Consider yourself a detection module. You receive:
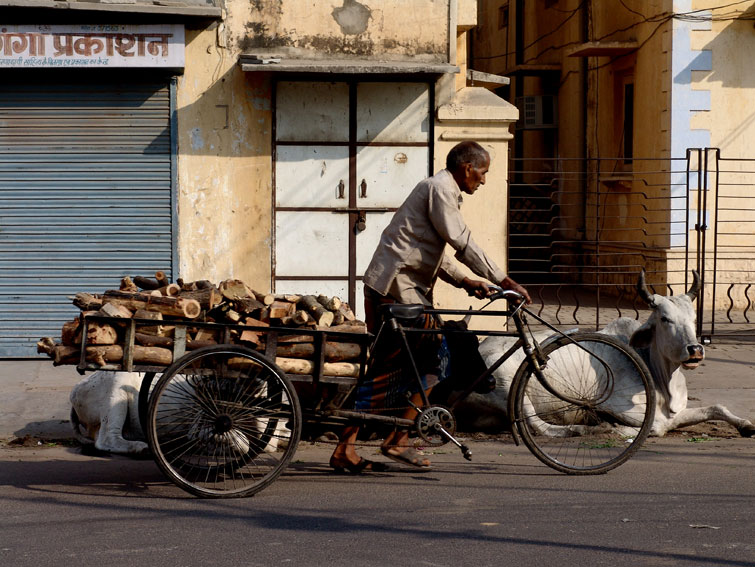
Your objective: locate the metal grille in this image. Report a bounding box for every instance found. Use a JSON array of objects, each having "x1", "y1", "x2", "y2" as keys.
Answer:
[
  {"x1": 0, "y1": 80, "x2": 175, "y2": 357},
  {"x1": 508, "y1": 150, "x2": 755, "y2": 342}
]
